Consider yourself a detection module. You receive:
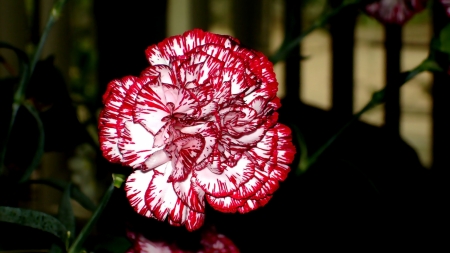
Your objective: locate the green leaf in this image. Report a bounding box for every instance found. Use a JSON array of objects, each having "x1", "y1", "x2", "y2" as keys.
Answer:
[
  {"x1": 269, "y1": 0, "x2": 364, "y2": 64},
  {"x1": 439, "y1": 23, "x2": 450, "y2": 54},
  {"x1": 28, "y1": 178, "x2": 97, "y2": 212},
  {"x1": 113, "y1": 173, "x2": 126, "y2": 188},
  {"x1": 68, "y1": 183, "x2": 115, "y2": 253},
  {"x1": 0, "y1": 42, "x2": 30, "y2": 84},
  {"x1": 58, "y1": 184, "x2": 75, "y2": 248},
  {"x1": 419, "y1": 58, "x2": 443, "y2": 73},
  {"x1": 18, "y1": 101, "x2": 45, "y2": 183},
  {"x1": 0, "y1": 206, "x2": 68, "y2": 244},
  {"x1": 0, "y1": 42, "x2": 30, "y2": 176}
]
